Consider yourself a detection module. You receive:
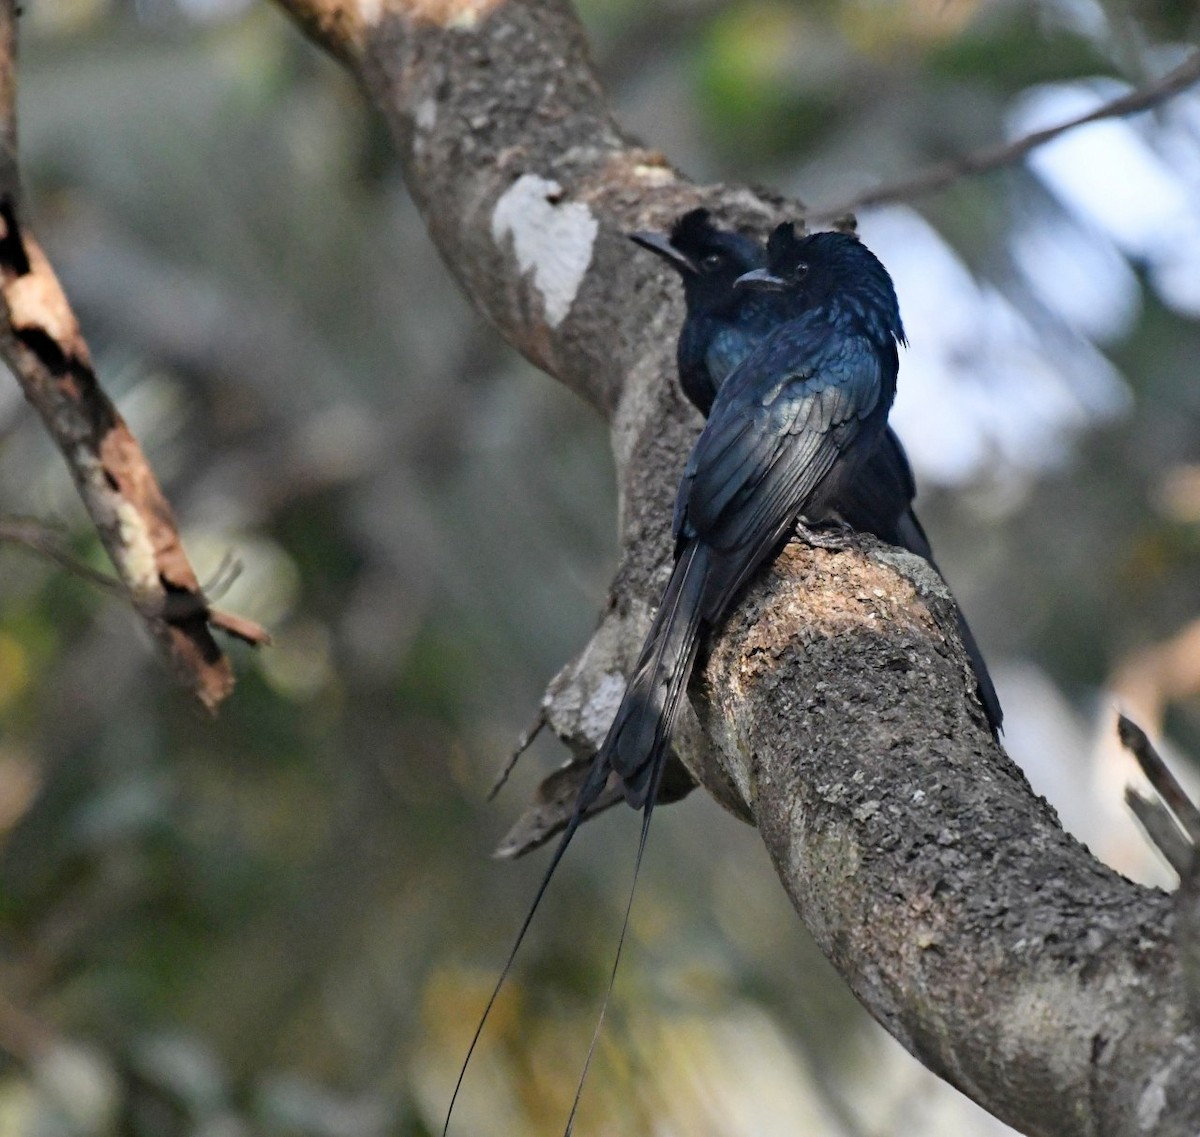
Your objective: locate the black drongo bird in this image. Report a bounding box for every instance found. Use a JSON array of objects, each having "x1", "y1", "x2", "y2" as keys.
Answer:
[
  {"x1": 446, "y1": 223, "x2": 996, "y2": 1137},
  {"x1": 605, "y1": 222, "x2": 905, "y2": 807},
  {"x1": 628, "y1": 208, "x2": 770, "y2": 417},
  {"x1": 445, "y1": 225, "x2": 905, "y2": 1136},
  {"x1": 630, "y1": 210, "x2": 1002, "y2": 736}
]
